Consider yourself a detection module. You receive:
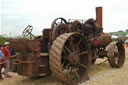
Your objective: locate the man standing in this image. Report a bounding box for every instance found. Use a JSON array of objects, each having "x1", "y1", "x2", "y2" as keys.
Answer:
[{"x1": 4, "y1": 42, "x2": 16, "y2": 56}]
